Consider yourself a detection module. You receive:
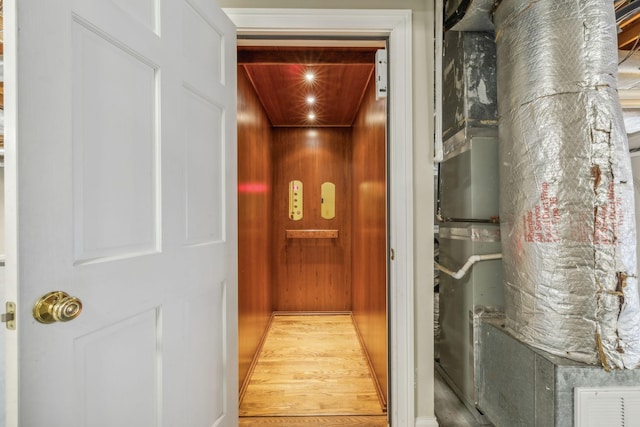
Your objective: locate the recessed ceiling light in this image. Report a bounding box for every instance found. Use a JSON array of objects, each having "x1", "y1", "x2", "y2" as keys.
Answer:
[
  {"x1": 308, "y1": 112, "x2": 316, "y2": 120},
  {"x1": 305, "y1": 72, "x2": 315, "y2": 82},
  {"x1": 306, "y1": 95, "x2": 316, "y2": 104}
]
